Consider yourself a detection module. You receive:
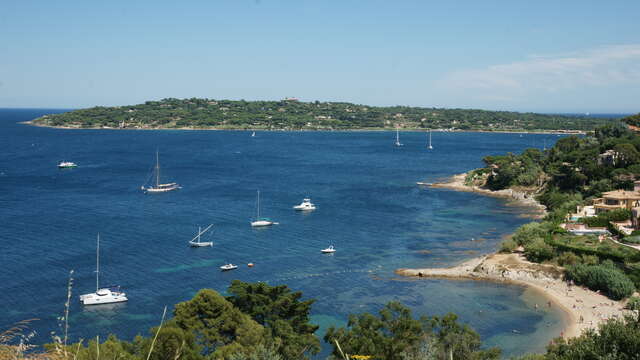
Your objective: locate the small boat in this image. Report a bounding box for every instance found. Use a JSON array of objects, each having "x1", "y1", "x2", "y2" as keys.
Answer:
[
  {"x1": 251, "y1": 131, "x2": 256, "y2": 137},
  {"x1": 427, "y1": 131, "x2": 433, "y2": 150},
  {"x1": 394, "y1": 127, "x2": 403, "y2": 147},
  {"x1": 321, "y1": 245, "x2": 336, "y2": 253},
  {"x1": 141, "y1": 150, "x2": 181, "y2": 193},
  {"x1": 293, "y1": 198, "x2": 316, "y2": 211},
  {"x1": 189, "y1": 224, "x2": 214, "y2": 247},
  {"x1": 416, "y1": 182, "x2": 432, "y2": 186},
  {"x1": 247, "y1": 263, "x2": 254, "y2": 267},
  {"x1": 58, "y1": 161, "x2": 78, "y2": 168},
  {"x1": 220, "y1": 263, "x2": 238, "y2": 271},
  {"x1": 79, "y1": 234, "x2": 128, "y2": 305},
  {"x1": 251, "y1": 190, "x2": 276, "y2": 227}
]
